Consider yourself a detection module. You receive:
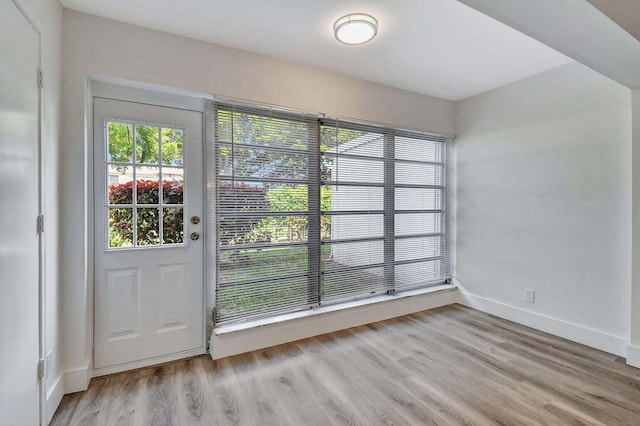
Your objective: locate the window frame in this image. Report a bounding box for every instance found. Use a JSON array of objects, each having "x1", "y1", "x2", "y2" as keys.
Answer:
[{"x1": 213, "y1": 102, "x2": 451, "y2": 325}]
